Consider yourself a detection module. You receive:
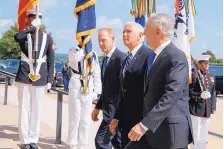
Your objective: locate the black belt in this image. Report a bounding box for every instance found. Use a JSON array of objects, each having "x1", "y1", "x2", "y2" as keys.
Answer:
[{"x1": 70, "y1": 67, "x2": 81, "y2": 75}]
